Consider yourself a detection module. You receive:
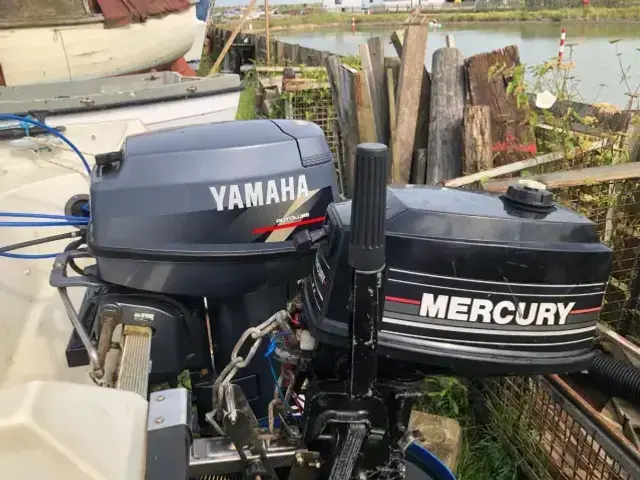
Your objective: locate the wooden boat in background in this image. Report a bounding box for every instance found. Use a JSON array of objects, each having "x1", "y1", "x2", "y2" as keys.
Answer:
[{"x1": 0, "y1": 0, "x2": 201, "y2": 86}]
